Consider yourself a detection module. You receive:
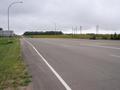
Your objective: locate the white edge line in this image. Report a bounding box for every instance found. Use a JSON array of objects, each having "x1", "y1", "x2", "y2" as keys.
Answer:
[{"x1": 23, "y1": 38, "x2": 72, "y2": 90}]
